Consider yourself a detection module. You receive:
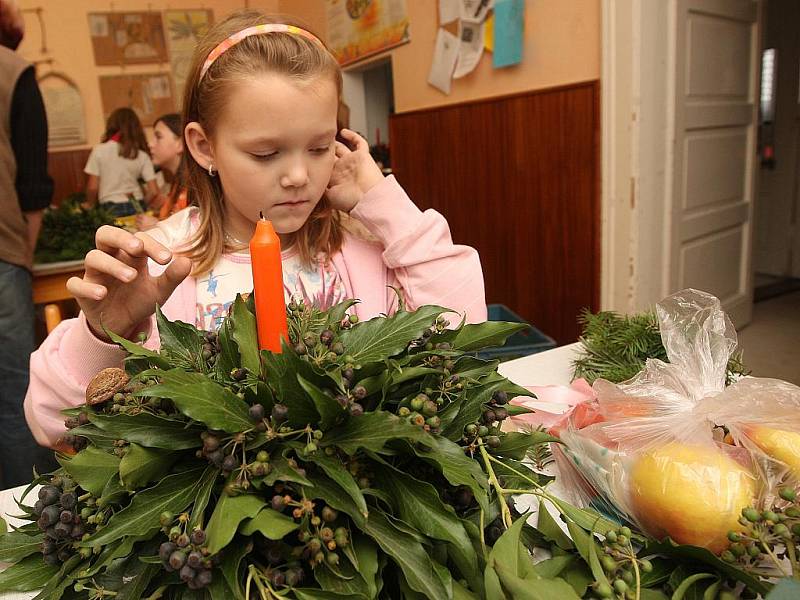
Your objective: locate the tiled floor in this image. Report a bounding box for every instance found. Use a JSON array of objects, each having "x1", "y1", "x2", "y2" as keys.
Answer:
[{"x1": 737, "y1": 291, "x2": 800, "y2": 385}]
